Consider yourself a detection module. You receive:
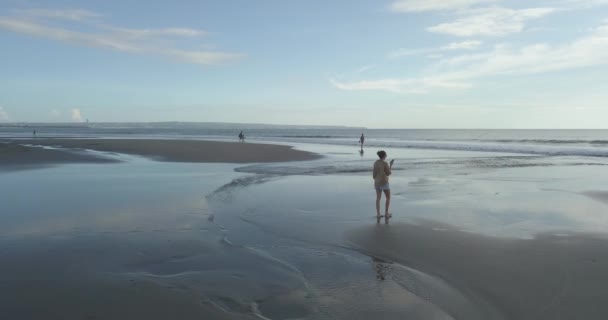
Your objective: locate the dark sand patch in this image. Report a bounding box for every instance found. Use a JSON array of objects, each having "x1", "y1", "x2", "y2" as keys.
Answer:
[
  {"x1": 347, "y1": 221, "x2": 608, "y2": 320},
  {"x1": 4, "y1": 138, "x2": 321, "y2": 163},
  {"x1": 583, "y1": 191, "x2": 608, "y2": 205}
]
